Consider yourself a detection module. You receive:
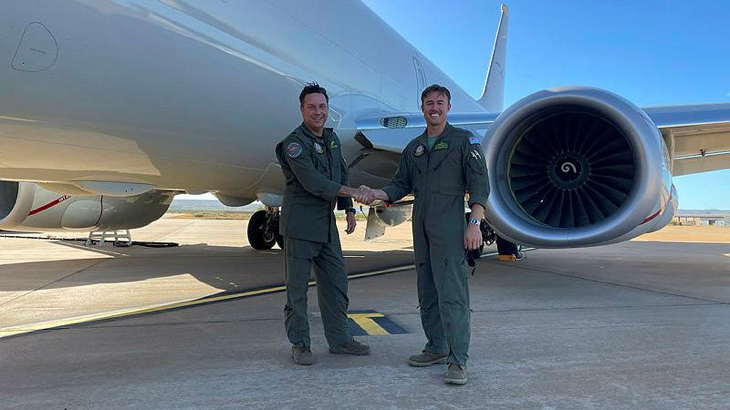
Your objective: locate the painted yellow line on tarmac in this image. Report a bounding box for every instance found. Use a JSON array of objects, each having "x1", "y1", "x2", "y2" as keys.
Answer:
[
  {"x1": 0, "y1": 249, "x2": 527, "y2": 339},
  {"x1": 0, "y1": 115, "x2": 39, "y2": 123},
  {"x1": 0, "y1": 265, "x2": 416, "y2": 339},
  {"x1": 0, "y1": 286, "x2": 284, "y2": 339},
  {"x1": 348, "y1": 312, "x2": 388, "y2": 336}
]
